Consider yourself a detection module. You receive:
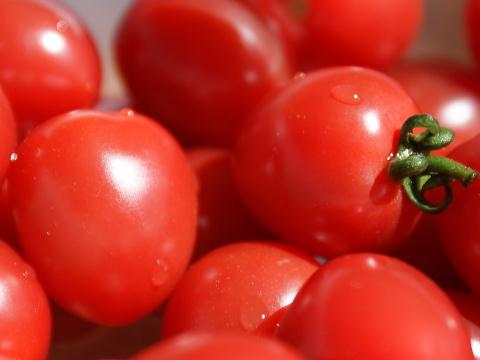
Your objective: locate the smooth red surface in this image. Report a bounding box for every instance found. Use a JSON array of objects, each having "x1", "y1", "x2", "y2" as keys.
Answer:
[
  {"x1": 302, "y1": 0, "x2": 423, "y2": 69},
  {"x1": 187, "y1": 148, "x2": 265, "y2": 258},
  {"x1": 437, "y1": 135, "x2": 480, "y2": 296},
  {"x1": 467, "y1": 0, "x2": 480, "y2": 65},
  {"x1": 9, "y1": 109, "x2": 198, "y2": 326},
  {"x1": 0, "y1": 241, "x2": 51, "y2": 360},
  {"x1": 162, "y1": 242, "x2": 318, "y2": 336},
  {"x1": 0, "y1": 88, "x2": 17, "y2": 181},
  {"x1": 277, "y1": 254, "x2": 474, "y2": 360},
  {"x1": 0, "y1": 0, "x2": 101, "y2": 138},
  {"x1": 130, "y1": 333, "x2": 305, "y2": 360},
  {"x1": 233, "y1": 67, "x2": 420, "y2": 257},
  {"x1": 388, "y1": 61, "x2": 480, "y2": 155},
  {"x1": 116, "y1": 0, "x2": 292, "y2": 147},
  {"x1": 0, "y1": 179, "x2": 18, "y2": 247}
]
